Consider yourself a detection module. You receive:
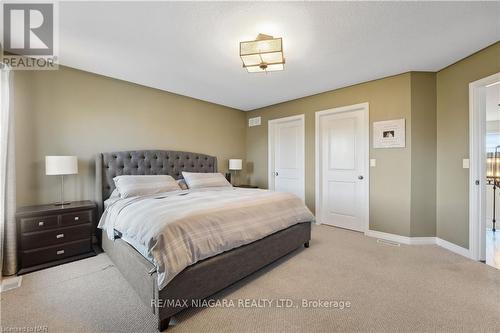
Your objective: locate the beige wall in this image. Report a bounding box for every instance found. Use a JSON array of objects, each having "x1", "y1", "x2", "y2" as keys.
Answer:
[
  {"x1": 14, "y1": 66, "x2": 247, "y2": 206},
  {"x1": 410, "y1": 73, "x2": 437, "y2": 237},
  {"x1": 436, "y1": 42, "x2": 500, "y2": 248},
  {"x1": 14, "y1": 70, "x2": 36, "y2": 207},
  {"x1": 13, "y1": 42, "x2": 498, "y2": 248},
  {"x1": 246, "y1": 42, "x2": 499, "y2": 242},
  {"x1": 246, "y1": 73, "x2": 414, "y2": 236}
]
